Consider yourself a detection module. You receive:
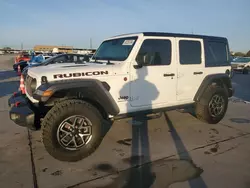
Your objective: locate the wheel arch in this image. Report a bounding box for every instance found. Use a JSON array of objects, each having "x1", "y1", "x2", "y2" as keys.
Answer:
[
  {"x1": 34, "y1": 79, "x2": 120, "y2": 118},
  {"x1": 194, "y1": 73, "x2": 233, "y2": 102}
]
